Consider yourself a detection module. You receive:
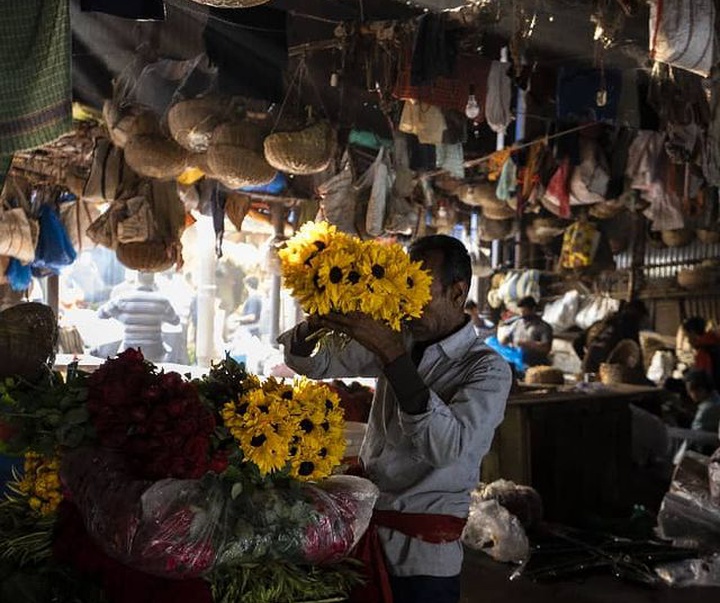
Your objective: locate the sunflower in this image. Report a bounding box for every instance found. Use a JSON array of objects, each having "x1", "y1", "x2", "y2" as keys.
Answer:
[{"x1": 315, "y1": 241, "x2": 362, "y2": 315}]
